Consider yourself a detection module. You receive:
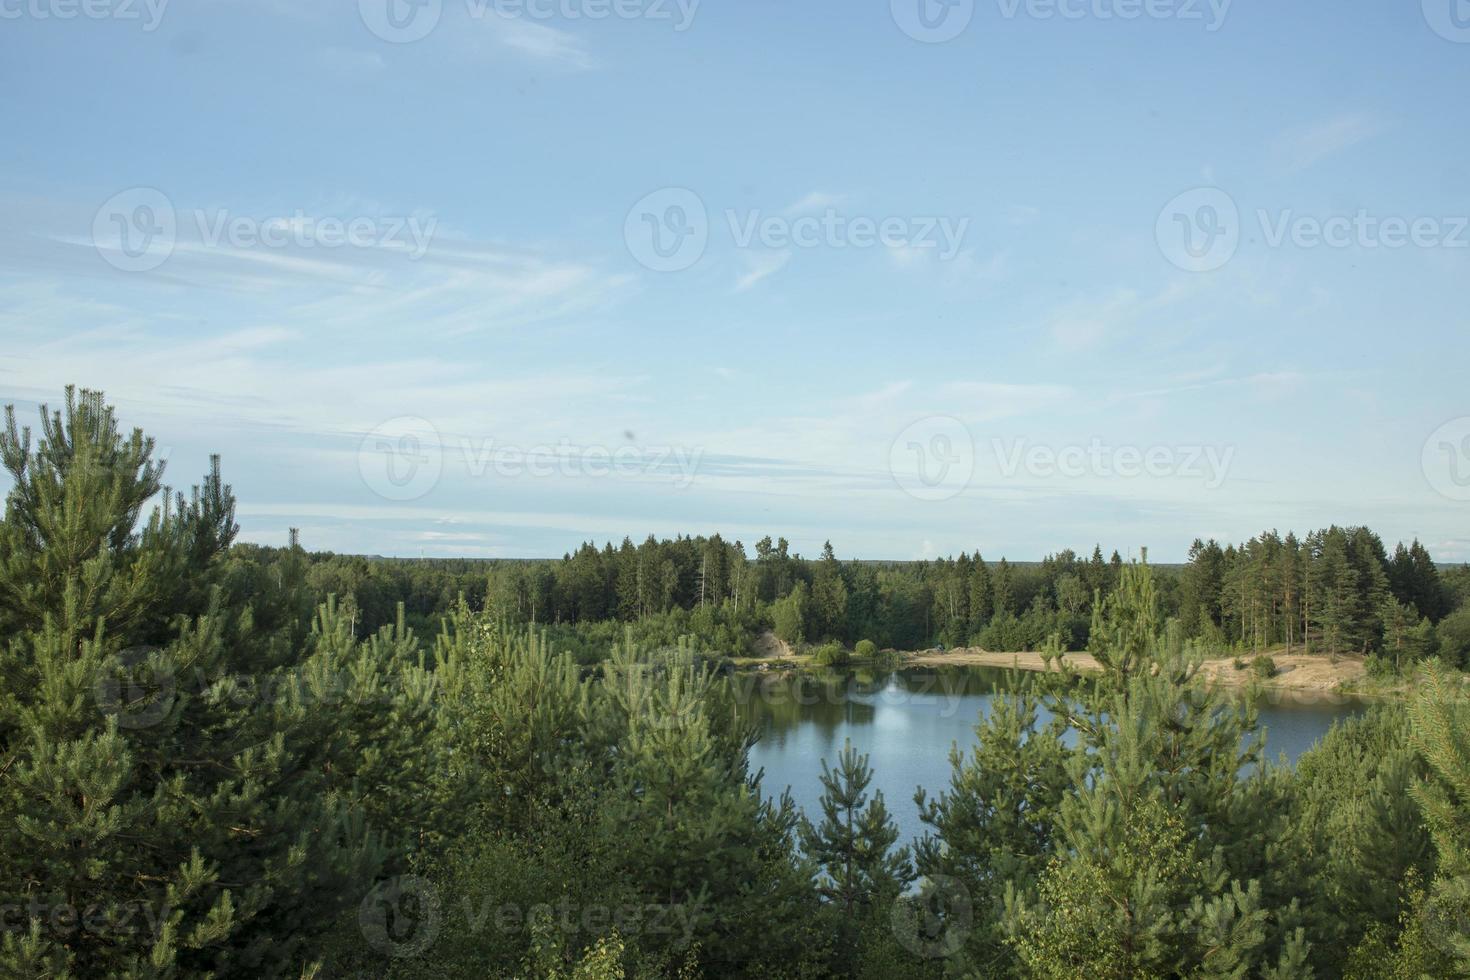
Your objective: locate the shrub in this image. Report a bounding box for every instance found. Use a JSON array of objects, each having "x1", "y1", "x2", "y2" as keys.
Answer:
[
  {"x1": 1436, "y1": 606, "x2": 1470, "y2": 670},
  {"x1": 1365, "y1": 653, "x2": 1398, "y2": 680},
  {"x1": 812, "y1": 642, "x2": 850, "y2": 667},
  {"x1": 855, "y1": 639, "x2": 878, "y2": 659},
  {"x1": 1233, "y1": 657, "x2": 1247, "y2": 671},
  {"x1": 1251, "y1": 655, "x2": 1277, "y2": 679}
]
